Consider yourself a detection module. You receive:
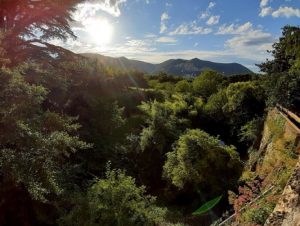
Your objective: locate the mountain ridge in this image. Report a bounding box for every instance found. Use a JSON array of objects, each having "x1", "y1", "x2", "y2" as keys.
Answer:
[{"x1": 82, "y1": 53, "x2": 253, "y2": 76}]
